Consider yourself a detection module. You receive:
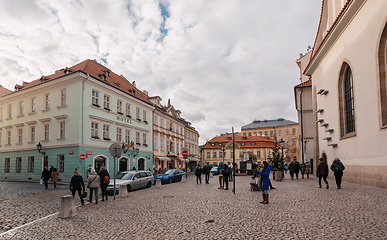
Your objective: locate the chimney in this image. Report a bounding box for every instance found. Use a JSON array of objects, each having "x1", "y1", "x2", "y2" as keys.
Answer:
[
  {"x1": 168, "y1": 99, "x2": 171, "y2": 107},
  {"x1": 143, "y1": 90, "x2": 149, "y2": 96},
  {"x1": 132, "y1": 81, "x2": 136, "y2": 88}
]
